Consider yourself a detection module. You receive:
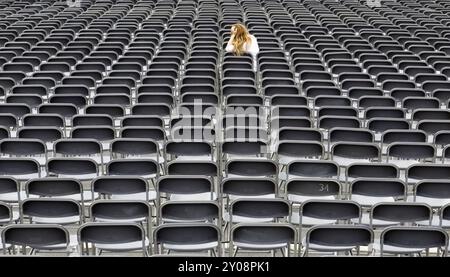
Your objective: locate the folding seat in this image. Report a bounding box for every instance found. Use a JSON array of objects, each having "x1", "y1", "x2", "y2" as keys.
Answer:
[
  {"x1": 5, "y1": 93, "x2": 43, "y2": 110},
  {"x1": 338, "y1": 73, "x2": 371, "y2": 84},
  {"x1": 299, "y1": 71, "x2": 331, "y2": 81},
  {"x1": 358, "y1": 96, "x2": 396, "y2": 110},
  {"x1": 167, "y1": 160, "x2": 218, "y2": 179},
  {"x1": 78, "y1": 222, "x2": 149, "y2": 256},
  {"x1": 17, "y1": 126, "x2": 63, "y2": 149},
  {"x1": 89, "y1": 199, "x2": 152, "y2": 236},
  {"x1": 301, "y1": 79, "x2": 336, "y2": 91},
  {"x1": 347, "y1": 87, "x2": 383, "y2": 100},
  {"x1": 405, "y1": 66, "x2": 436, "y2": 77},
  {"x1": 418, "y1": 119, "x2": 450, "y2": 138},
  {"x1": 95, "y1": 44, "x2": 124, "y2": 57},
  {"x1": 71, "y1": 70, "x2": 103, "y2": 83},
  {"x1": 154, "y1": 223, "x2": 221, "y2": 256},
  {"x1": 386, "y1": 142, "x2": 436, "y2": 170},
  {"x1": 171, "y1": 123, "x2": 216, "y2": 142},
  {"x1": 276, "y1": 140, "x2": 324, "y2": 166},
  {"x1": 67, "y1": 111, "x2": 112, "y2": 128},
  {"x1": 85, "y1": 104, "x2": 125, "y2": 119},
  {"x1": 106, "y1": 159, "x2": 159, "y2": 180},
  {"x1": 0, "y1": 139, "x2": 47, "y2": 166},
  {"x1": 120, "y1": 125, "x2": 165, "y2": 142},
  {"x1": 221, "y1": 76, "x2": 255, "y2": 86},
  {"x1": 341, "y1": 79, "x2": 377, "y2": 90},
  {"x1": 277, "y1": 126, "x2": 322, "y2": 144},
  {"x1": 319, "y1": 116, "x2": 360, "y2": 131},
  {"x1": 182, "y1": 76, "x2": 216, "y2": 91},
  {"x1": 329, "y1": 126, "x2": 372, "y2": 148},
  {"x1": 61, "y1": 76, "x2": 96, "y2": 88},
  {"x1": 375, "y1": 72, "x2": 409, "y2": 84},
  {"x1": 260, "y1": 62, "x2": 290, "y2": 72},
  {"x1": 160, "y1": 200, "x2": 219, "y2": 225},
  {"x1": 331, "y1": 65, "x2": 363, "y2": 77},
  {"x1": 165, "y1": 141, "x2": 213, "y2": 163},
  {"x1": 189, "y1": 56, "x2": 217, "y2": 66},
  {"x1": 315, "y1": 104, "x2": 358, "y2": 118},
  {"x1": 379, "y1": 226, "x2": 448, "y2": 257},
  {"x1": 398, "y1": 60, "x2": 430, "y2": 72},
  {"x1": 295, "y1": 199, "x2": 361, "y2": 236},
  {"x1": 38, "y1": 103, "x2": 78, "y2": 121},
  {"x1": 367, "y1": 65, "x2": 399, "y2": 77},
  {"x1": 349, "y1": 177, "x2": 407, "y2": 207},
  {"x1": 0, "y1": 157, "x2": 41, "y2": 181},
  {"x1": 0, "y1": 71, "x2": 27, "y2": 87},
  {"x1": 367, "y1": 201, "x2": 433, "y2": 229},
  {"x1": 410, "y1": 179, "x2": 450, "y2": 213},
  {"x1": 420, "y1": 81, "x2": 450, "y2": 99},
  {"x1": 94, "y1": 93, "x2": 131, "y2": 106},
  {"x1": 20, "y1": 198, "x2": 82, "y2": 226},
  {"x1": 83, "y1": 56, "x2": 113, "y2": 69},
  {"x1": 331, "y1": 142, "x2": 380, "y2": 168},
  {"x1": 270, "y1": 95, "x2": 306, "y2": 107},
  {"x1": 111, "y1": 61, "x2": 143, "y2": 73},
  {"x1": 157, "y1": 175, "x2": 215, "y2": 205},
  {"x1": 89, "y1": 50, "x2": 119, "y2": 62},
  {"x1": 305, "y1": 87, "x2": 341, "y2": 98},
  {"x1": 286, "y1": 160, "x2": 339, "y2": 181},
  {"x1": 347, "y1": 163, "x2": 399, "y2": 184},
  {"x1": 412, "y1": 109, "x2": 450, "y2": 123},
  {"x1": 304, "y1": 225, "x2": 373, "y2": 257},
  {"x1": 11, "y1": 56, "x2": 41, "y2": 67},
  {"x1": 272, "y1": 105, "x2": 310, "y2": 118},
  {"x1": 22, "y1": 113, "x2": 65, "y2": 130},
  {"x1": 39, "y1": 62, "x2": 71, "y2": 73},
  {"x1": 170, "y1": 115, "x2": 212, "y2": 129},
  {"x1": 2, "y1": 224, "x2": 71, "y2": 255},
  {"x1": 137, "y1": 84, "x2": 172, "y2": 96},
  {"x1": 185, "y1": 62, "x2": 216, "y2": 72},
  {"x1": 221, "y1": 85, "x2": 256, "y2": 97},
  {"x1": 184, "y1": 69, "x2": 217, "y2": 80},
  {"x1": 2, "y1": 62, "x2": 34, "y2": 74},
  {"x1": 367, "y1": 117, "x2": 410, "y2": 137},
  {"x1": 226, "y1": 94, "x2": 263, "y2": 107},
  {"x1": 222, "y1": 69, "x2": 255, "y2": 81},
  {"x1": 262, "y1": 70, "x2": 294, "y2": 81},
  {"x1": 53, "y1": 137, "x2": 104, "y2": 165},
  {"x1": 389, "y1": 88, "x2": 426, "y2": 103},
  {"x1": 229, "y1": 214, "x2": 295, "y2": 256},
  {"x1": 50, "y1": 91, "x2": 87, "y2": 106},
  {"x1": 407, "y1": 164, "x2": 450, "y2": 185},
  {"x1": 415, "y1": 74, "x2": 448, "y2": 85},
  {"x1": 94, "y1": 172, "x2": 156, "y2": 202},
  {"x1": 365, "y1": 107, "x2": 405, "y2": 120},
  {"x1": 403, "y1": 97, "x2": 440, "y2": 111},
  {"x1": 137, "y1": 93, "x2": 175, "y2": 106},
  {"x1": 52, "y1": 85, "x2": 89, "y2": 98},
  {"x1": 56, "y1": 50, "x2": 84, "y2": 62}
]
